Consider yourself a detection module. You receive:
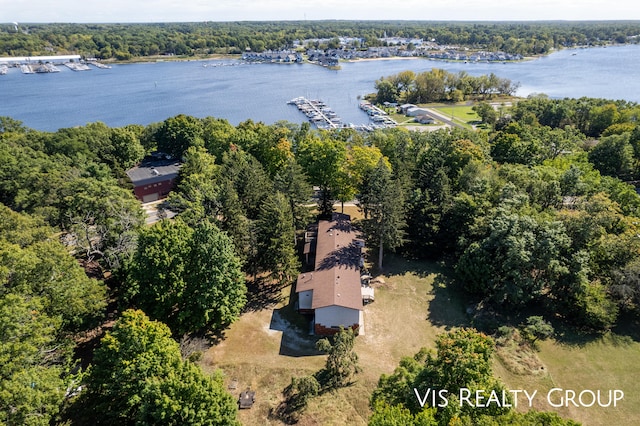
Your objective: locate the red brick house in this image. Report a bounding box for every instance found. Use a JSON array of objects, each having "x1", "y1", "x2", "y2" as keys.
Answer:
[
  {"x1": 126, "y1": 155, "x2": 181, "y2": 203},
  {"x1": 296, "y1": 213, "x2": 371, "y2": 335}
]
